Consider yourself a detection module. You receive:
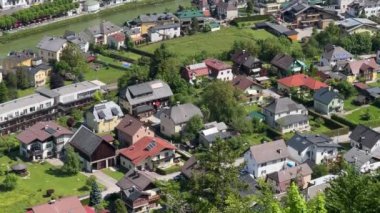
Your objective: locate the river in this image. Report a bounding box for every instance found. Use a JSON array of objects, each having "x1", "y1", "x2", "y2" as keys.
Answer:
[{"x1": 0, "y1": 0, "x2": 189, "y2": 56}]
